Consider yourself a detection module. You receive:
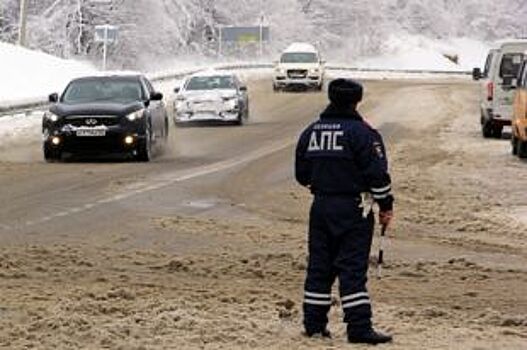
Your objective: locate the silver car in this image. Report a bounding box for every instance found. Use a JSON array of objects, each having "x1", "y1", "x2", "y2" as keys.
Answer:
[{"x1": 174, "y1": 72, "x2": 249, "y2": 126}]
